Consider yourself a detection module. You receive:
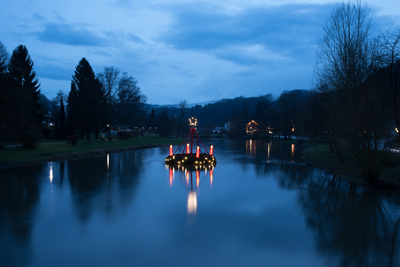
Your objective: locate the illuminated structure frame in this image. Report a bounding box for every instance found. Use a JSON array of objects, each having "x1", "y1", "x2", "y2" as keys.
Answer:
[{"x1": 165, "y1": 117, "x2": 216, "y2": 167}]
